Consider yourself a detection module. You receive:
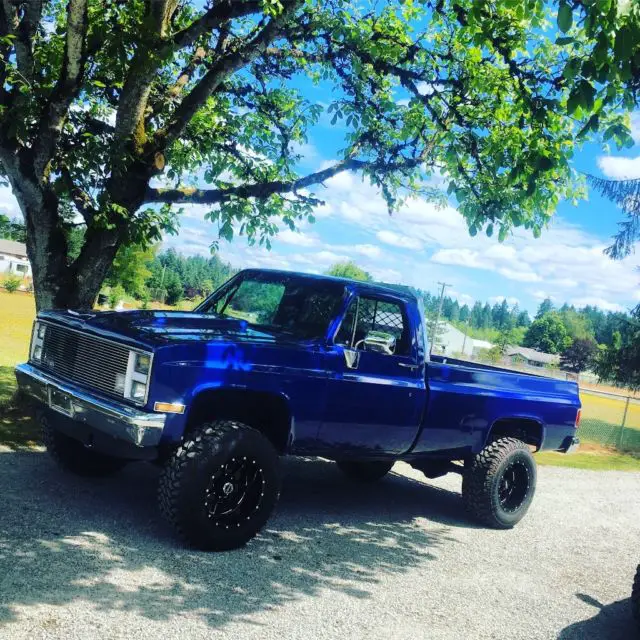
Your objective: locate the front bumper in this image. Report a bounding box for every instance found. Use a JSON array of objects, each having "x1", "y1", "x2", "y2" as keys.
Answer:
[{"x1": 15, "y1": 363, "x2": 166, "y2": 448}]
